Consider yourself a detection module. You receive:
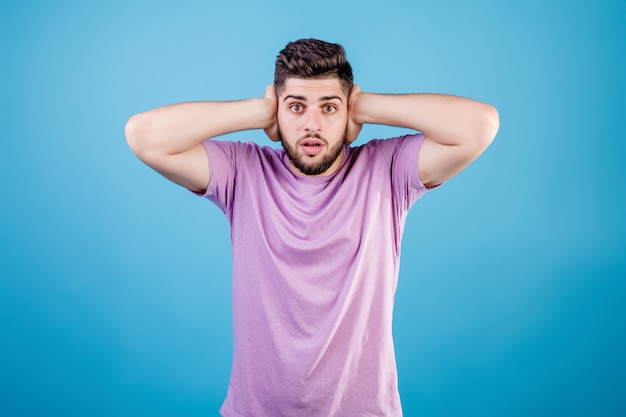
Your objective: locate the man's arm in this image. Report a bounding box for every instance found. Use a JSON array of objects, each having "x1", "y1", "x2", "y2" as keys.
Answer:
[
  {"x1": 349, "y1": 88, "x2": 499, "y2": 188},
  {"x1": 125, "y1": 88, "x2": 277, "y2": 193}
]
